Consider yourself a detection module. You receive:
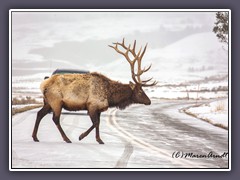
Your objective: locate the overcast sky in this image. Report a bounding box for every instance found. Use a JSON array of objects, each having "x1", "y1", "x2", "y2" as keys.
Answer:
[{"x1": 11, "y1": 10, "x2": 218, "y2": 76}]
